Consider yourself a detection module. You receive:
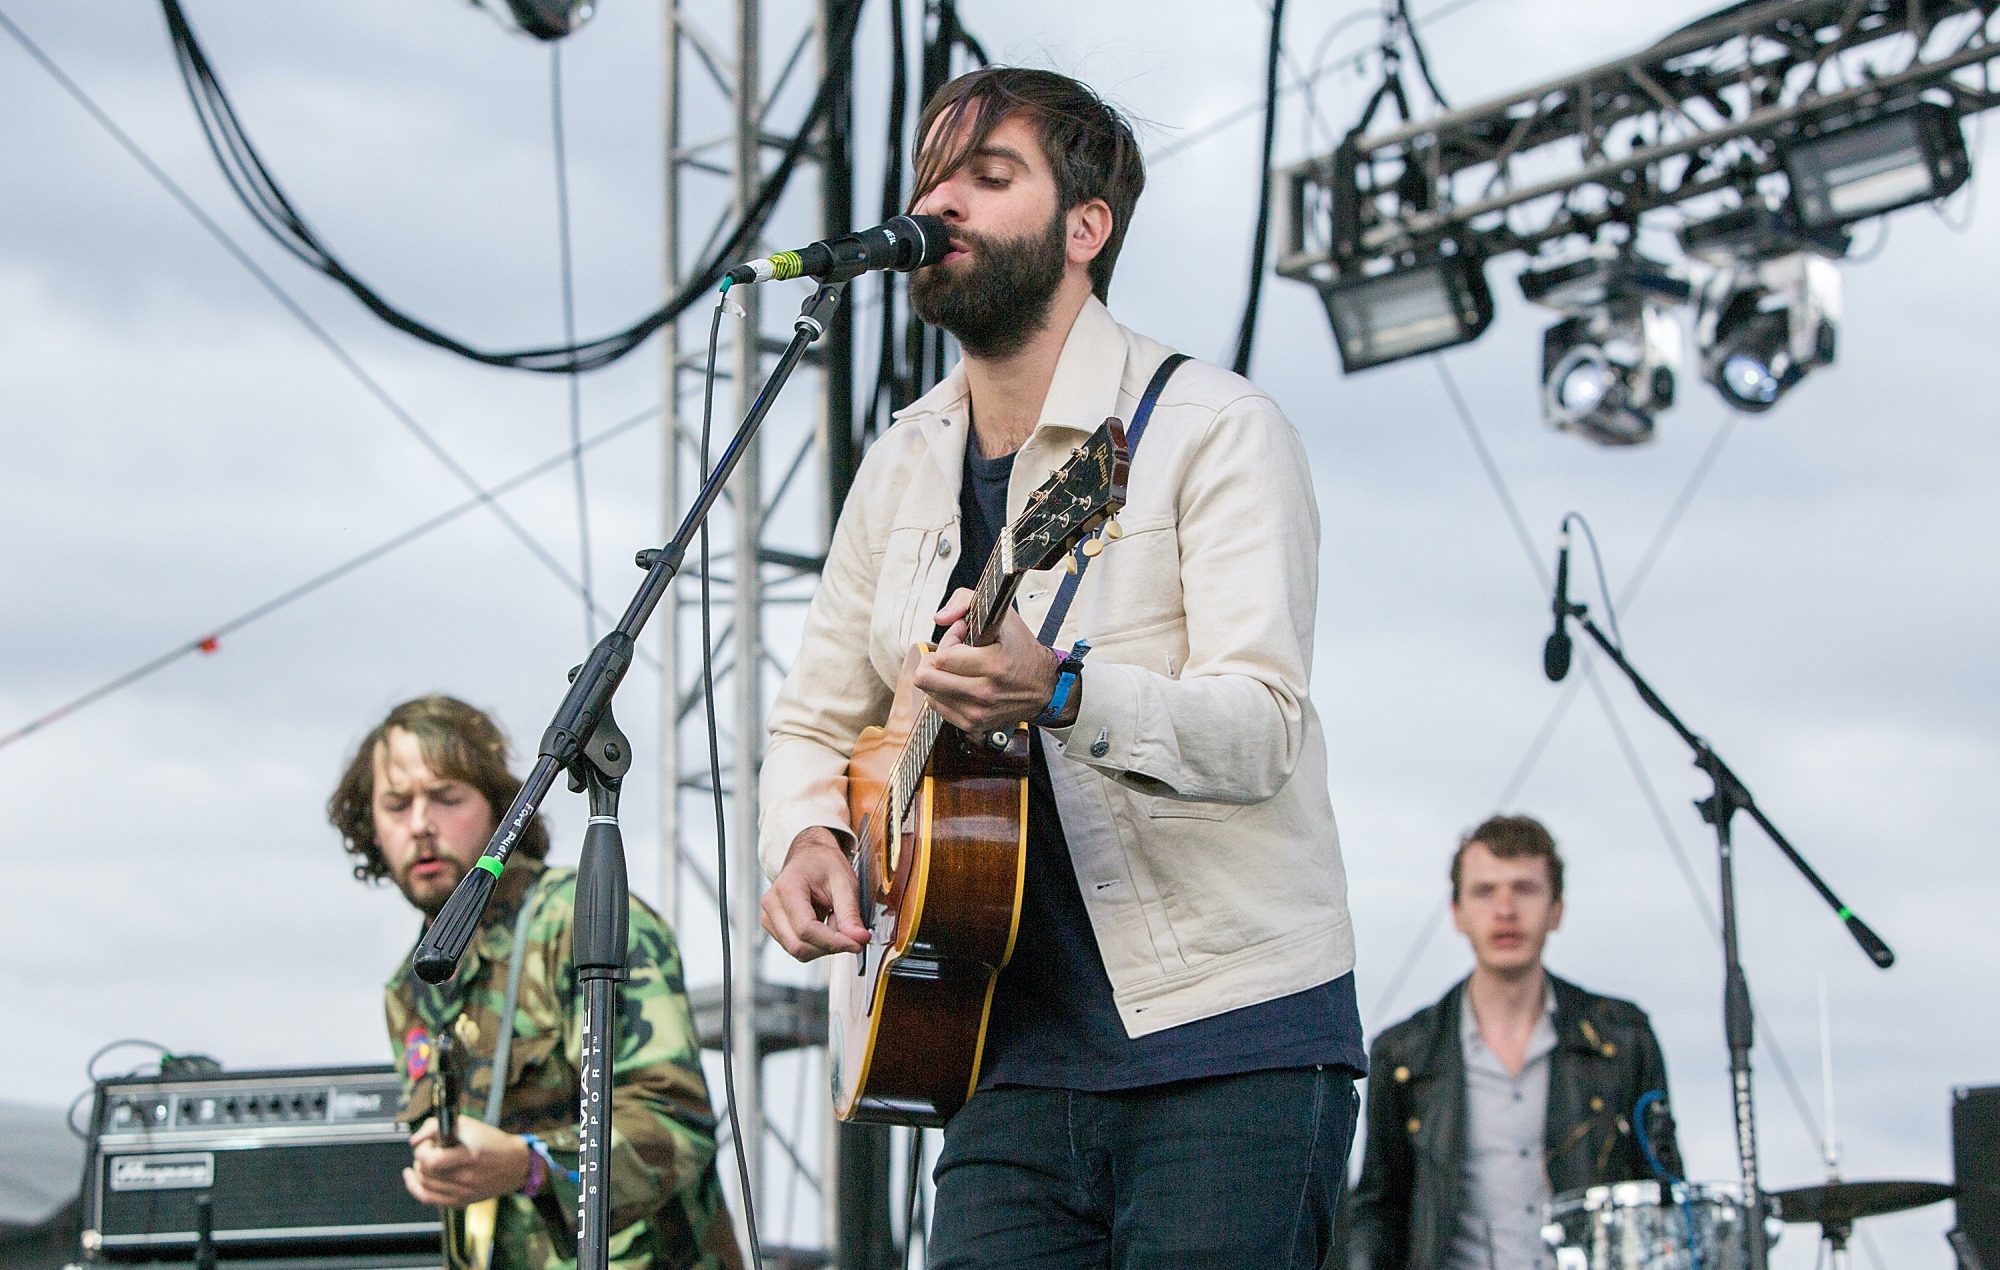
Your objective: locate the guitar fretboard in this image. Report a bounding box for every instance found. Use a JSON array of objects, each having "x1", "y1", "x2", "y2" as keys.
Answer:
[{"x1": 881, "y1": 533, "x2": 1020, "y2": 841}]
